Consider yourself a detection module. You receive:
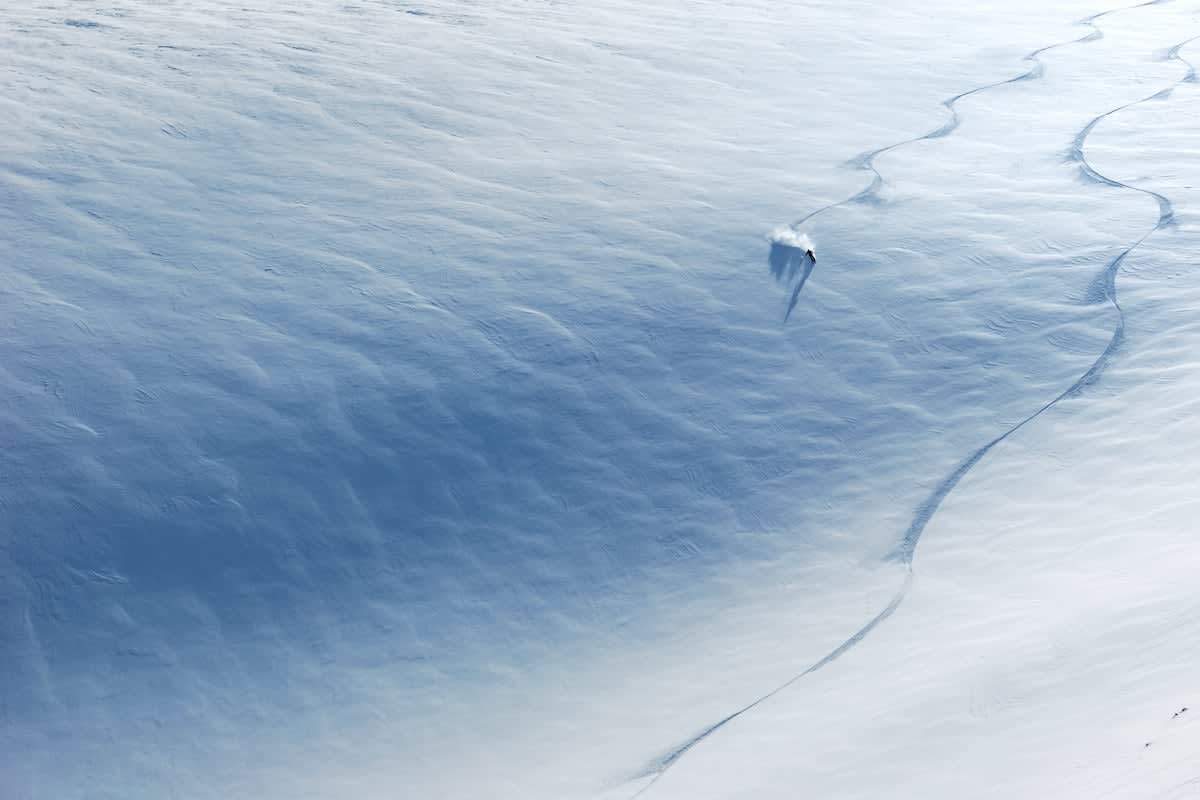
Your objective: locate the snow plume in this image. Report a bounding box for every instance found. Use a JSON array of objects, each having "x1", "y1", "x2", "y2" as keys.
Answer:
[{"x1": 769, "y1": 227, "x2": 814, "y2": 253}]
